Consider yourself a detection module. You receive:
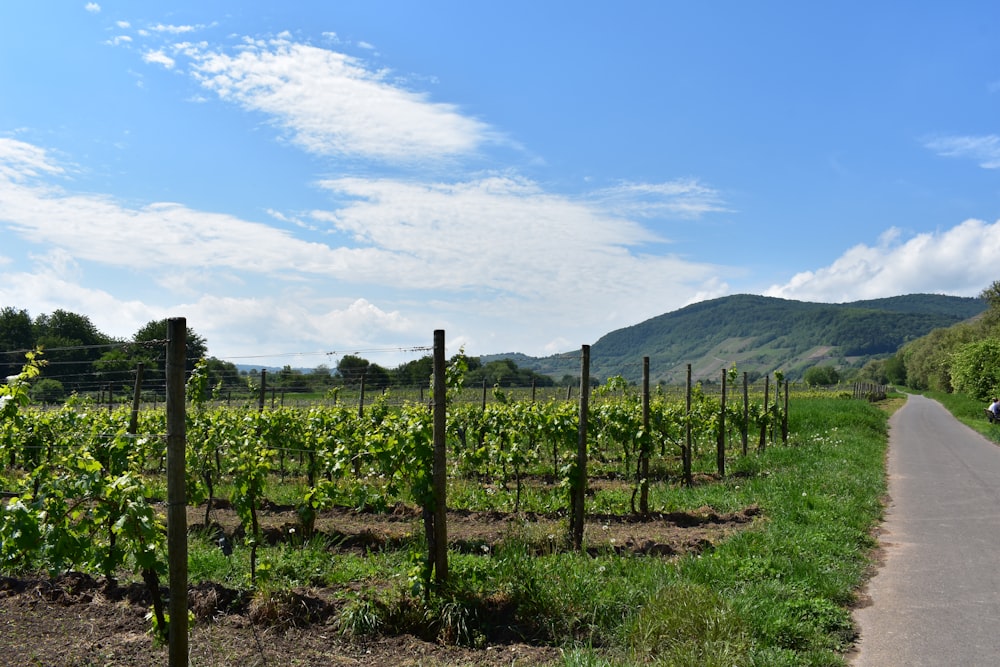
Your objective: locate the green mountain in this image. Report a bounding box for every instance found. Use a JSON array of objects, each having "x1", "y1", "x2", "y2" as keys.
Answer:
[{"x1": 488, "y1": 294, "x2": 986, "y2": 385}]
